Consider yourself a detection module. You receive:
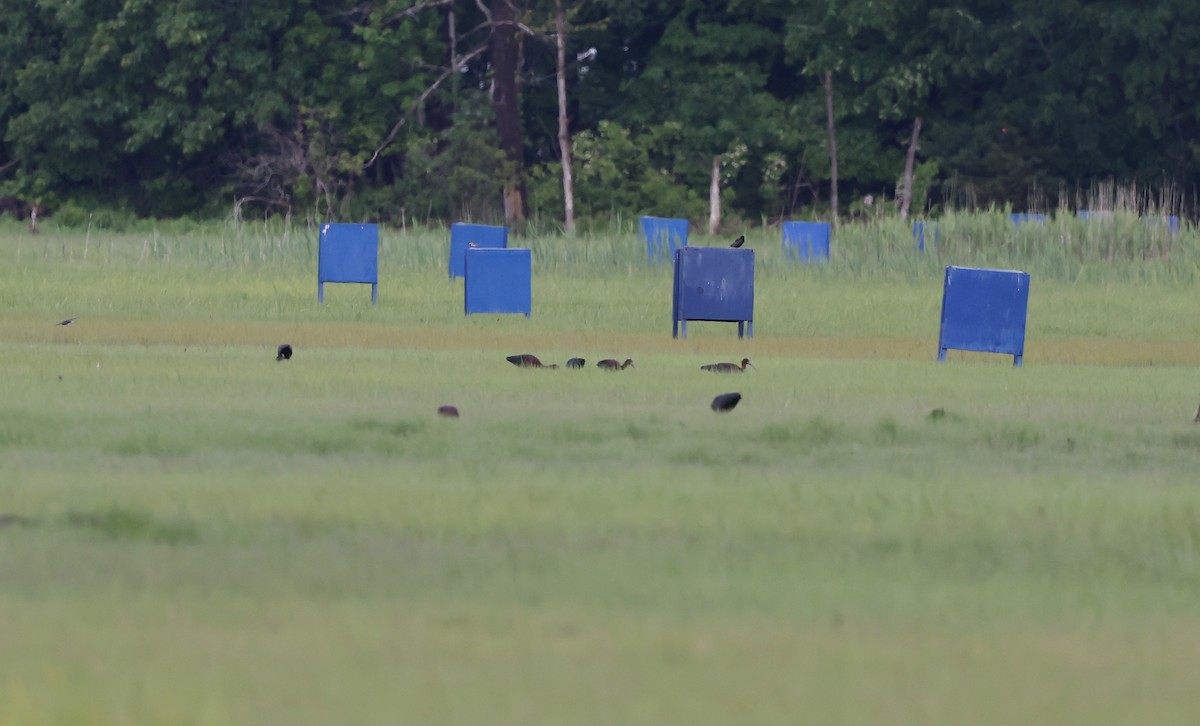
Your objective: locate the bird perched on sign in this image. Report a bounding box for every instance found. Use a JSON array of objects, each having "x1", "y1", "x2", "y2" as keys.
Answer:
[
  {"x1": 276, "y1": 344, "x2": 293, "y2": 361},
  {"x1": 711, "y1": 392, "x2": 742, "y2": 412},
  {"x1": 730, "y1": 235, "x2": 745, "y2": 248},
  {"x1": 701, "y1": 358, "x2": 754, "y2": 373}
]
